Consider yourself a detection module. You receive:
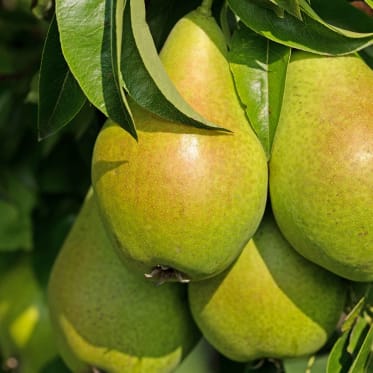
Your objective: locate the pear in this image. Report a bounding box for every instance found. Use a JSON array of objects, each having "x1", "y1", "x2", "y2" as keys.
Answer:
[
  {"x1": 47, "y1": 190, "x2": 200, "y2": 373},
  {"x1": 91, "y1": 7, "x2": 268, "y2": 282},
  {"x1": 269, "y1": 52, "x2": 373, "y2": 281},
  {"x1": 0, "y1": 255, "x2": 57, "y2": 373},
  {"x1": 188, "y1": 210, "x2": 346, "y2": 362}
]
